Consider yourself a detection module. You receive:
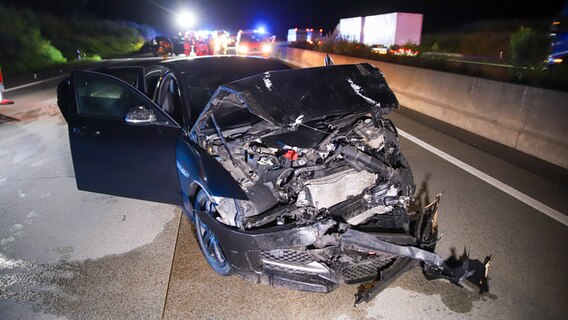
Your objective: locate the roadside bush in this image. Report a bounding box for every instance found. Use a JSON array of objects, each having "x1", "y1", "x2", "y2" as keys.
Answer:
[
  {"x1": 39, "y1": 14, "x2": 144, "y2": 59},
  {"x1": 312, "y1": 36, "x2": 373, "y2": 59},
  {"x1": 509, "y1": 26, "x2": 549, "y2": 68},
  {"x1": 421, "y1": 19, "x2": 550, "y2": 62},
  {"x1": 305, "y1": 36, "x2": 445, "y2": 70},
  {"x1": 39, "y1": 35, "x2": 68, "y2": 64},
  {"x1": 510, "y1": 64, "x2": 568, "y2": 91},
  {"x1": 0, "y1": 6, "x2": 67, "y2": 74},
  {"x1": 0, "y1": 4, "x2": 144, "y2": 76},
  {"x1": 317, "y1": 36, "x2": 335, "y2": 53},
  {"x1": 286, "y1": 41, "x2": 319, "y2": 50},
  {"x1": 283, "y1": 33, "x2": 566, "y2": 91},
  {"x1": 334, "y1": 38, "x2": 373, "y2": 59}
]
